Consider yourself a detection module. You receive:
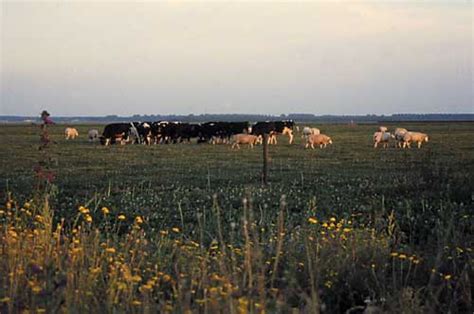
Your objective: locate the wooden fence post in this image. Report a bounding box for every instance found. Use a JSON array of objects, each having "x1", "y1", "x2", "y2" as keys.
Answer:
[{"x1": 262, "y1": 134, "x2": 269, "y2": 185}]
